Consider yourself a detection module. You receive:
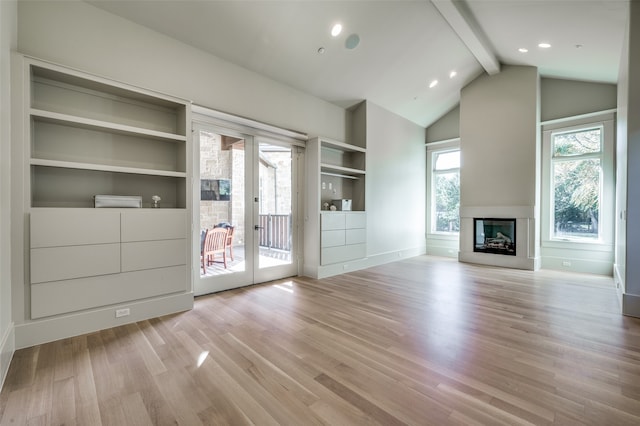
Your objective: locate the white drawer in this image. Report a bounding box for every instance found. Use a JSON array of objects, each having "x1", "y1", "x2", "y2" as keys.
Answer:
[
  {"x1": 321, "y1": 230, "x2": 345, "y2": 248},
  {"x1": 121, "y1": 239, "x2": 187, "y2": 272},
  {"x1": 345, "y1": 212, "x2": 366, "y2": 229},
  {"x1": 31, "y1": 265, "x2": 187, "y2": 319},
  {"x1": 320, "y1": 213, "x2": 346, "y2": 231},
  {"x1": 31, "y1": 209, "x2": 120, "y2": 248},
  {"x1": 121, "y1": 210, "x2": 186, "y2": 242},
  {"x1": 30, "y1": 243, "x2": 120, "y2": 284},
  {"x1": 321, "y1": 243, "x2": 366, "y2": 265},
  {"x1": 346, "y1": 228, "x2": 366, "y2": 245}
]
